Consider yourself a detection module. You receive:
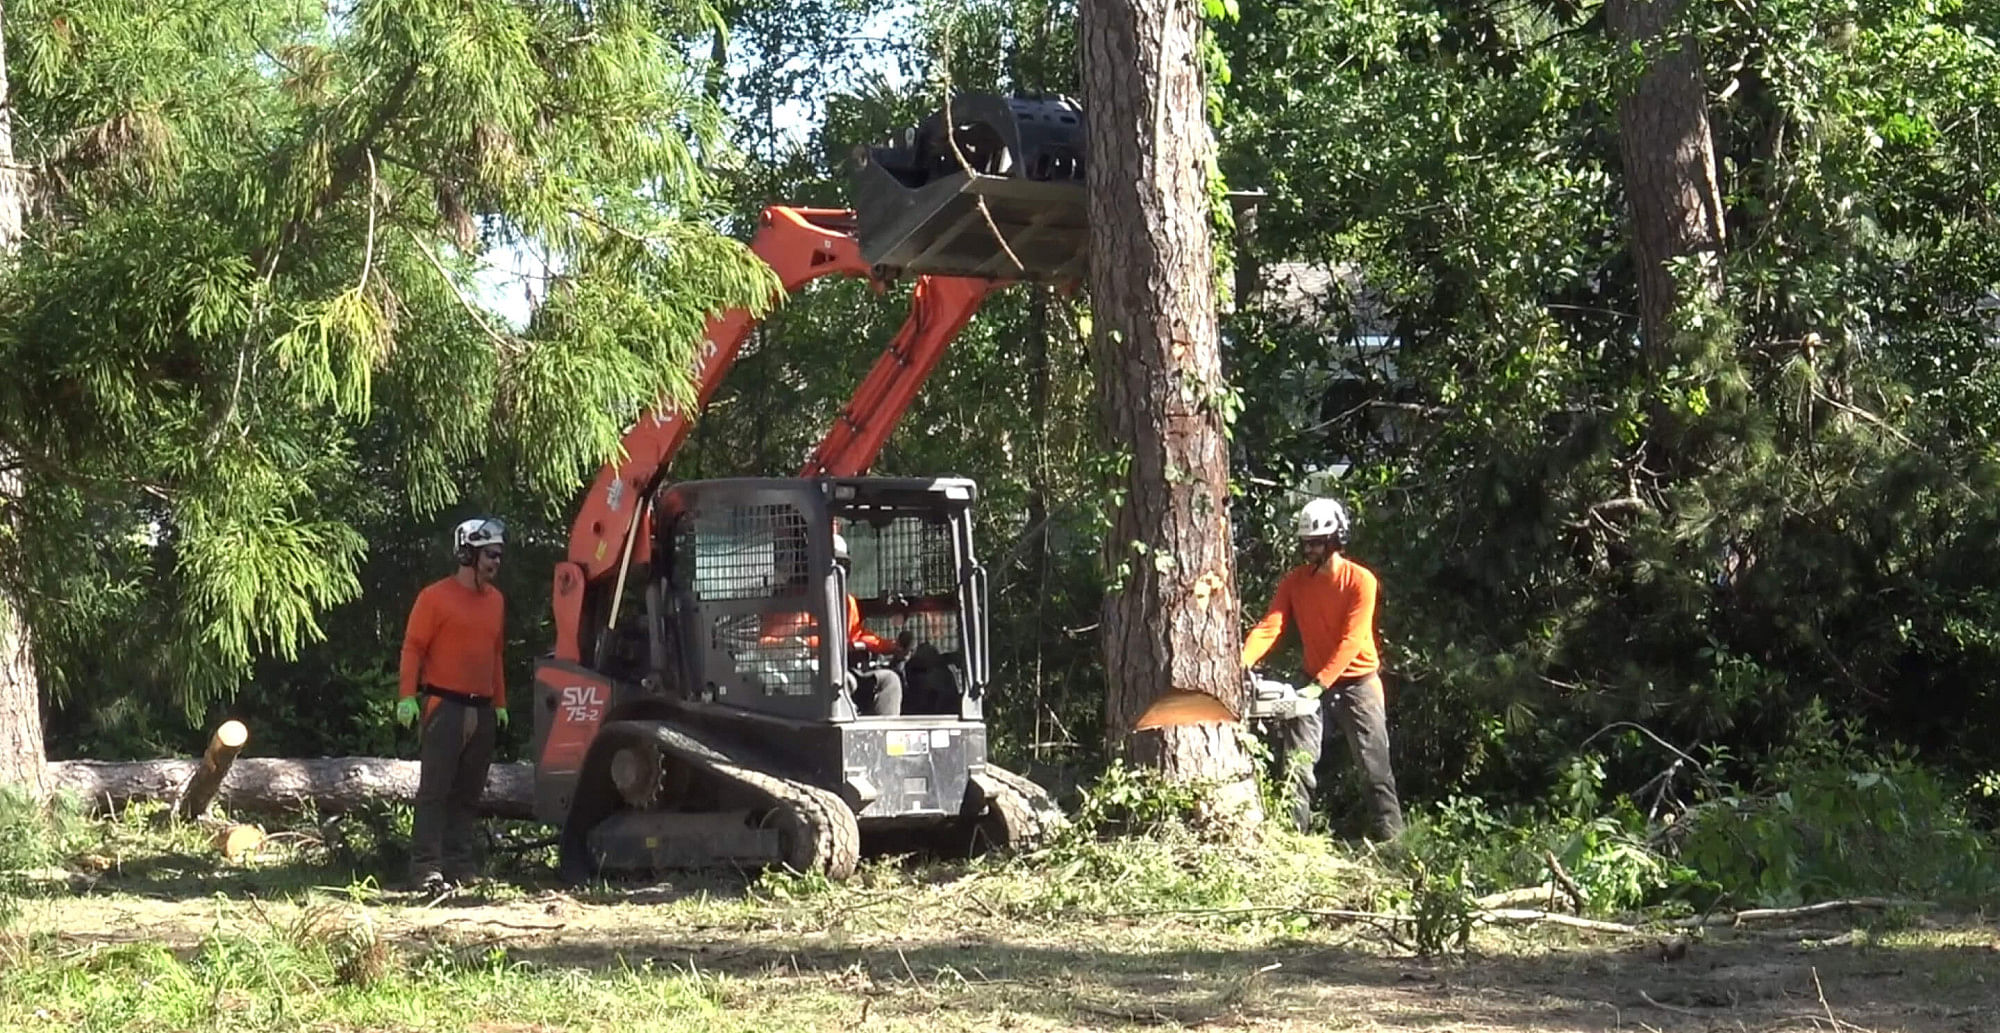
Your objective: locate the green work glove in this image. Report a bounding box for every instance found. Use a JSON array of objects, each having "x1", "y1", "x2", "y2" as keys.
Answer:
[
  {"x1": 494, "y1": 706, "x2": 510, "y2": 731},
  {"x1": 394, "y1": 696, "x2": 420, "y2": 728},
  {"x1": 1299, "y1": 680, "x2": 1325, "y2": 700}
]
